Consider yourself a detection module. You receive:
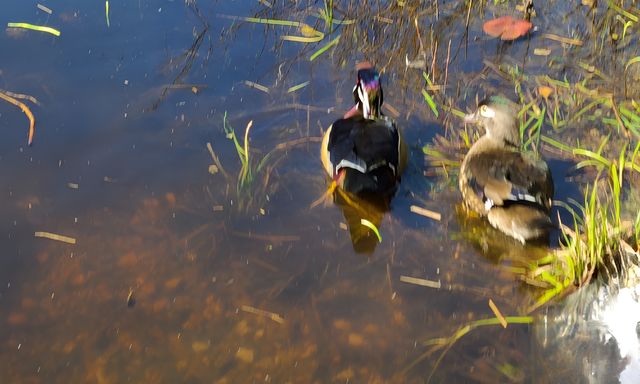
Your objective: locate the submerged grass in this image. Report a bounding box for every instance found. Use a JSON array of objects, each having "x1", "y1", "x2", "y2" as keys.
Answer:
[
  {"x1": 206, "y1": 112, "x2": 281, "y2": 213},
  {"x1": 403, "y1": 315, "x2": 533, "y2": 381}
]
